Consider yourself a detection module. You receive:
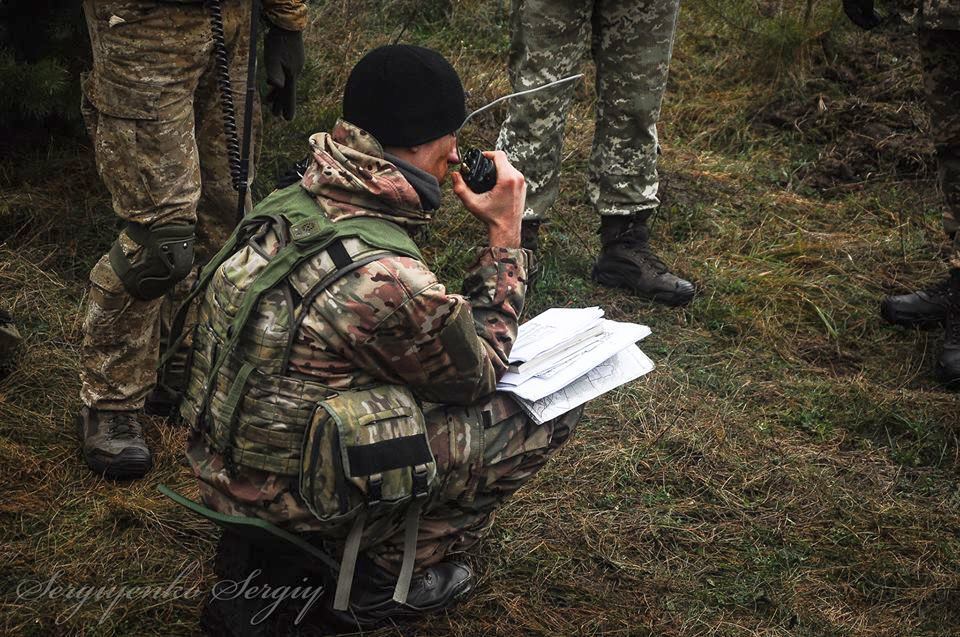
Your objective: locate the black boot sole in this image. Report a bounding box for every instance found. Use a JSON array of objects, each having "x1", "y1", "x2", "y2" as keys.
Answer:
[
  {"x1": 592, "y1": 267, "x2": 695, "y2": 307},
  {"x1": 83, "y1": 448, "x2": 153, "y2": 481},
  {"x1": 76, "y1": 415, "x2": 153, "y2": 481}
]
